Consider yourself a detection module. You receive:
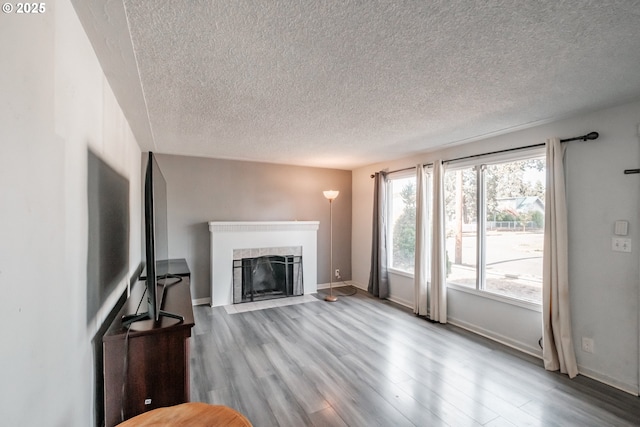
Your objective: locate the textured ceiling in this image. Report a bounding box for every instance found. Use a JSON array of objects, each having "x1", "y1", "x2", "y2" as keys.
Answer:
[{"x1": 75, "y1": 1, "x2": 640, "y2": 169}]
